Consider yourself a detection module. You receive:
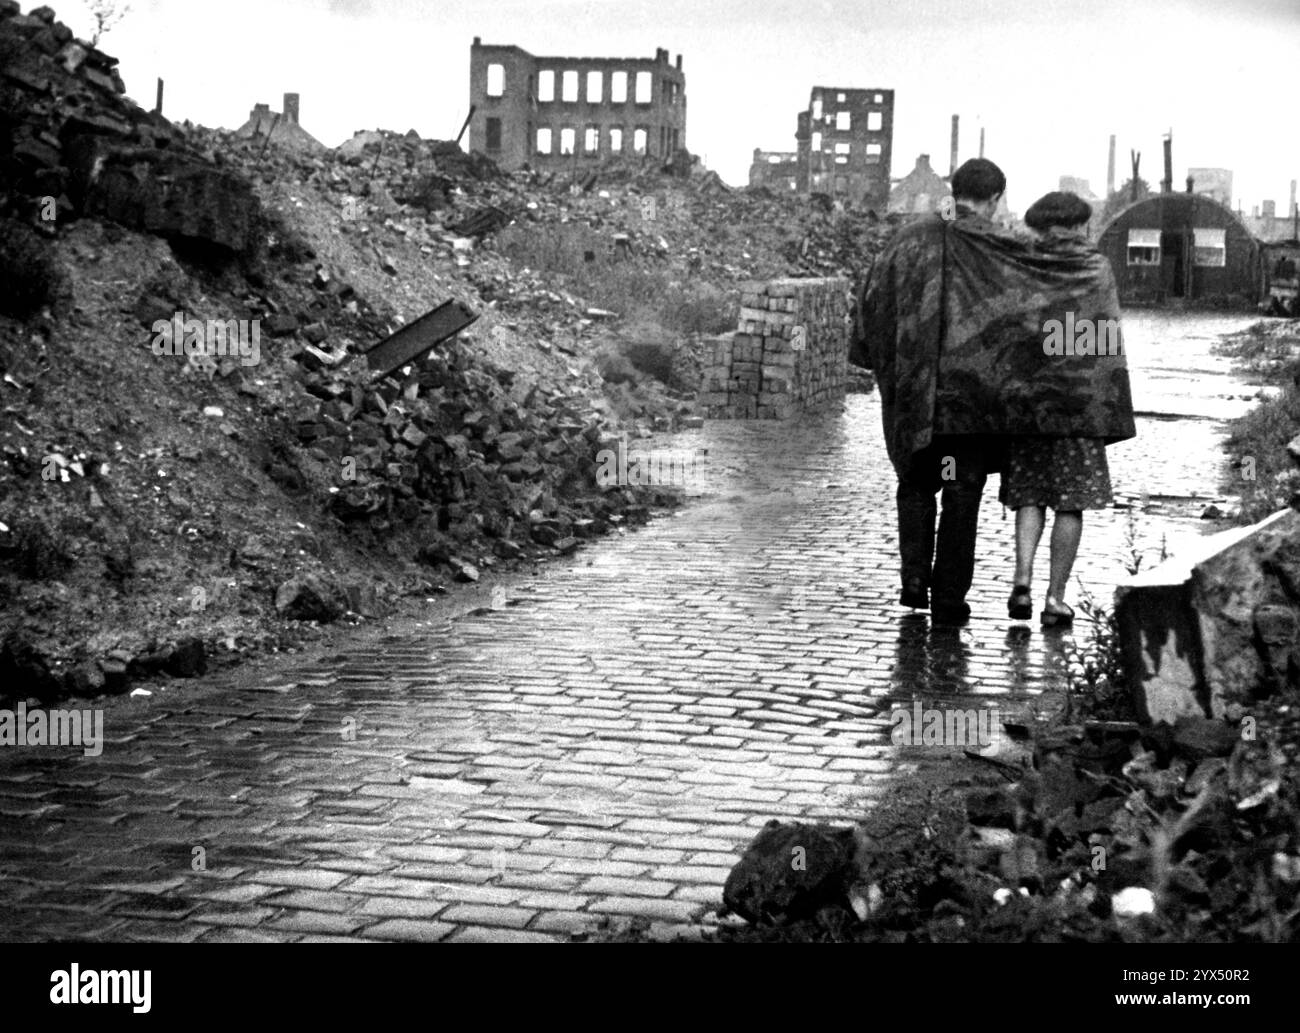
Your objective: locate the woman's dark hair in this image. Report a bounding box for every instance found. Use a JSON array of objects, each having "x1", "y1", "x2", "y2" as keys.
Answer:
[{"x1": 1025, "y1": 191, "x2": 1092, "y2": 230}]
